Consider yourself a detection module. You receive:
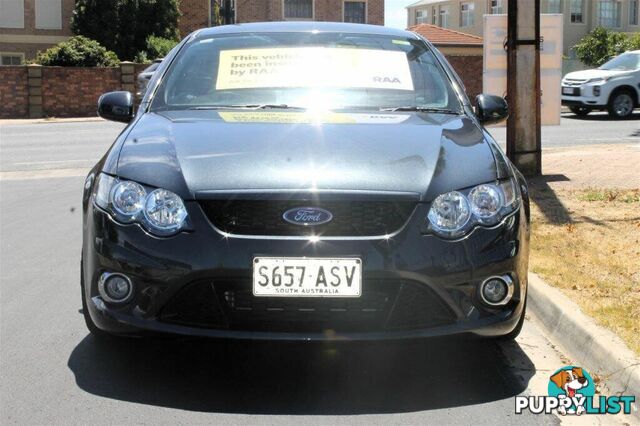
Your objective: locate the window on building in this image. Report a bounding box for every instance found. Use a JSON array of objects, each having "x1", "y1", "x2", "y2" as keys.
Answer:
[
  {"x1": 416, "y1": 9, "x2": 428, "y2": 24},
  {"x1": 344, "y1": 1, "x2": 366, "y2": 23},
  {"x1": 0, "y1": 53, "x2": 24, "y2": 66},
  {"x1": 284, "y1": 0, "x2": 313, "y2": 20},
  {"x1": 439, "y1": 6, "x2": 450, "y2": 28},
  {"x1": 490, "y1": 0, "x2": 503, "y2": 14},
  {"x1": 432, "y1": 7, "x2": 437, "y2": 24},
  {"x1": 35, "y1": 0, "x2": 62, "y2": 29},
  {"x1": 0, "y1": 0, "x2": 24, "y2": 28},
  {"x1": 548, "y1": 0, "x2": 561, "y2": 13},
  {"x1": 597, "y1": 0, "x2": 621, "y2": 27},
  {"x1": 630, "y1": 0, "x2": 639, "y2": 25},
  {"x1": 570, "y1": 0, "x2": 584, "y2": 23},
  {"x1": 460, "y1": 2, "x2": 475, "y2": 27}
]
